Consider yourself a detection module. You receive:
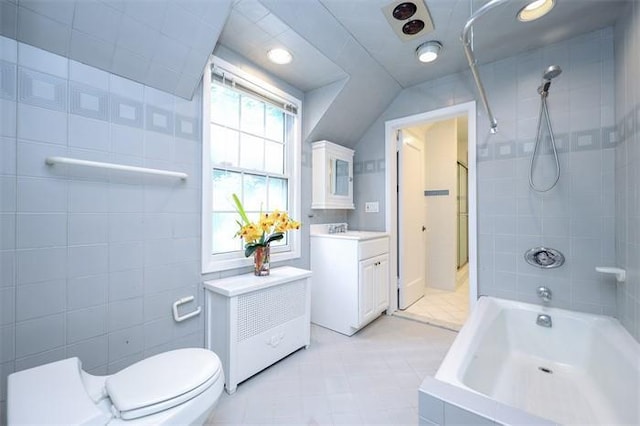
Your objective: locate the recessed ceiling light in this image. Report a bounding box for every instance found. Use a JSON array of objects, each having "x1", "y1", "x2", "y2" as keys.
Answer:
[
  {"x1": 416, "y1": 41, "x2": 442, "y2": 63},
  {"x1": 267, "y1": 48, "x2": 292, "y2": 65},
  {"x1": 517, "y1": 0, "x2": 555, "y2": 22}
]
